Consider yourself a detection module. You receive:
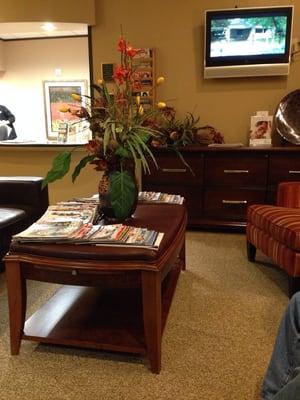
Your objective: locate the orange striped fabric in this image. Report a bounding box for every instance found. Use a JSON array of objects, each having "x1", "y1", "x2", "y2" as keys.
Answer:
[
  {"x1": 277, "y1": 181, "x2": 300, "y2": 208},
  {"x1": 246, "y1": 223, "x2": 300, "y2": 276},
  {"x1": 247, "y1": 205, "x2": 300, "y2": 251}
]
